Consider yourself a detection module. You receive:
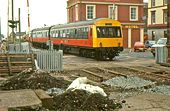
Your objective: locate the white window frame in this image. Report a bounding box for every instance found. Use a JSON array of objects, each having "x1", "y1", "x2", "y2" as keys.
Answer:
[
  {"x1": 151, "y1": 0, "x2": 156, "y2": 7},
  {"x1": 130, "y1": 6, "x2": 138, "y2": 21},
  {"x1": 108, "y1": 5, "x2": 118, "y2": 20},
  {"x1": 86, "y1": 5, "x2": 96, "y2": 20},
  {"x1": 75, "y1": 4, "x2": 78, "y2": 21},
  {"x1": 163, "y1": 10, "x2": 167, "y2": 24},
  {"x1": 151, "y1": 11, "x2": 156, "y2": 24}
]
